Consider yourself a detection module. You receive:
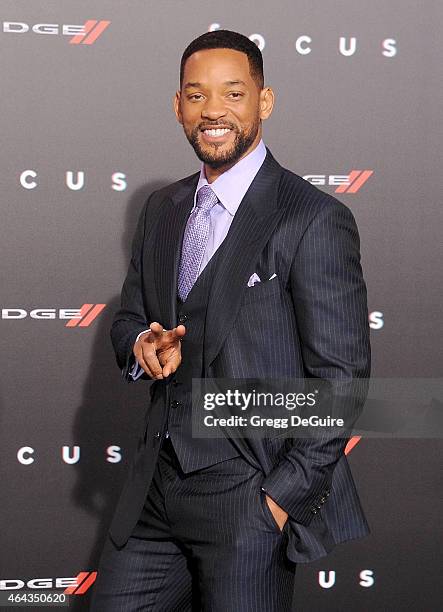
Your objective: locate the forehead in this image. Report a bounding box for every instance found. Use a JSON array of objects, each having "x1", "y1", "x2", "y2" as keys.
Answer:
[{"x1": 182, "y1": 48, "x2": 253, "y2": 85}]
